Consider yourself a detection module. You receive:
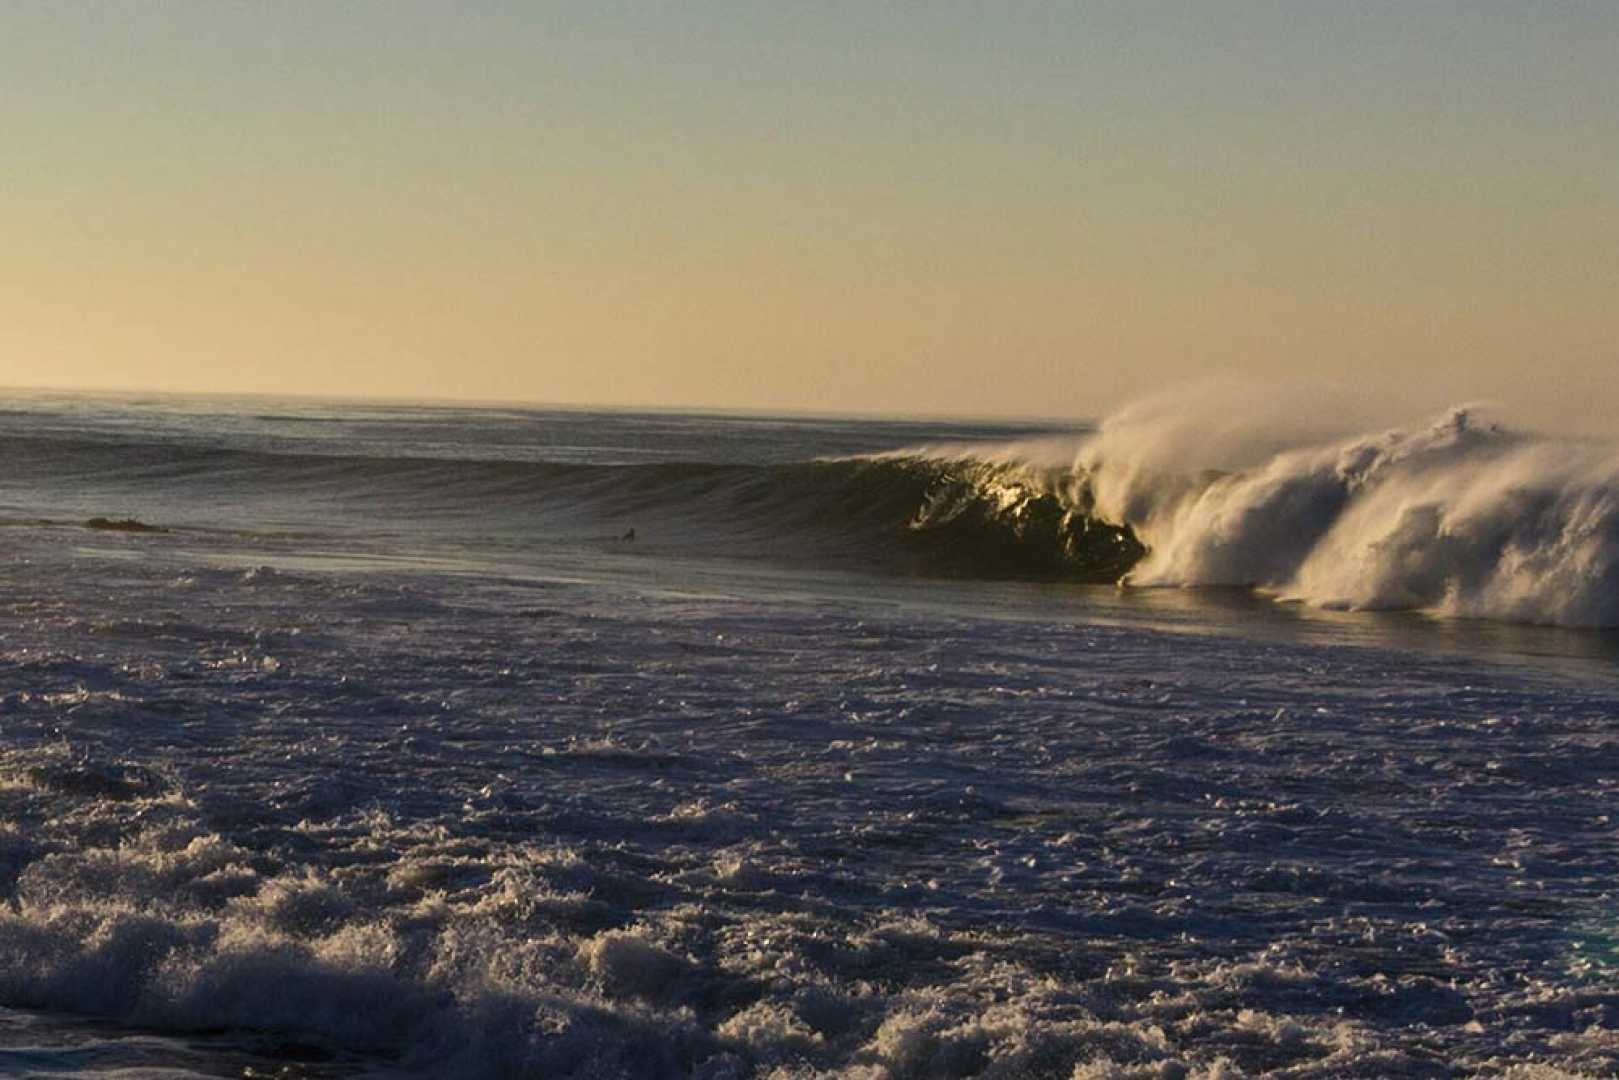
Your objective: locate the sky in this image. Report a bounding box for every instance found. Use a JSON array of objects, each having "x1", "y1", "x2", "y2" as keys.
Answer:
[{"x1": 3, "y1": 2, "x2": 1615, "y2": 428}]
